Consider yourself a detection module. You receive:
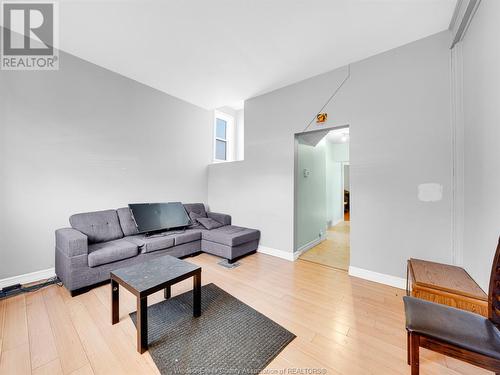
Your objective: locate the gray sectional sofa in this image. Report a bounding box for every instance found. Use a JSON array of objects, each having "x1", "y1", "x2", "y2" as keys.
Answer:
[{"x1": 55, "y1": 203, "x2": 260, "y2": 295}]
